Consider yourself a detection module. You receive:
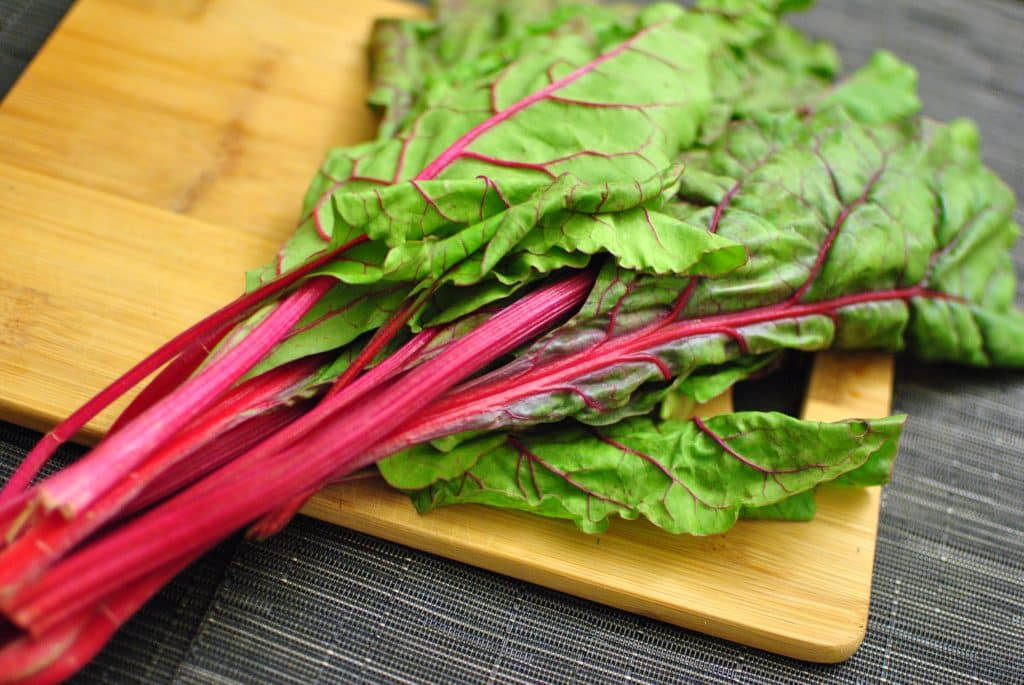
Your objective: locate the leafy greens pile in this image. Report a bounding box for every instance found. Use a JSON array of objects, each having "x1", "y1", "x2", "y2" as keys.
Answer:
[{"x1": 1, "y1": 0, "x2": 1022, "y2": 681}]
